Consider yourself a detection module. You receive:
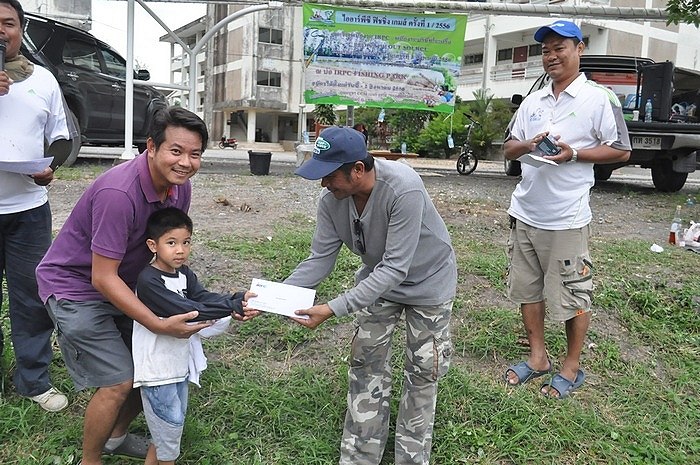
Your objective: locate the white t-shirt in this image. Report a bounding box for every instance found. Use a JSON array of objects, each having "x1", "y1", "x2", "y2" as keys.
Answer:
[
  {"x1": 0, "y1": 65, "x2": 70, "y2": 214},
  {"x1": 507, "y1": 72, "x2": 630, "y2": 230}
]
